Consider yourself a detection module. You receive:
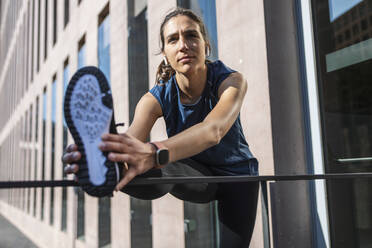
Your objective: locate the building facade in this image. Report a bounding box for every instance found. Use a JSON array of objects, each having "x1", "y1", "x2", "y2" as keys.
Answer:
[{"x1": 0, "y1": 0, "x2": 371, "y2": 247}]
